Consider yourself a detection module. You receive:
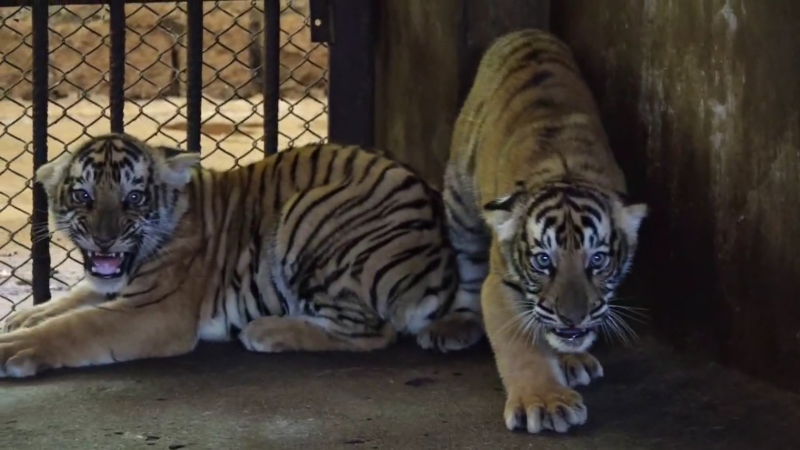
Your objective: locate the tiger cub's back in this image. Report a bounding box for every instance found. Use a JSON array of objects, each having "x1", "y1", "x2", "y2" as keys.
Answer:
[{"x1": 449, "y1": 29, "x2": 626, "y2": 206}]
